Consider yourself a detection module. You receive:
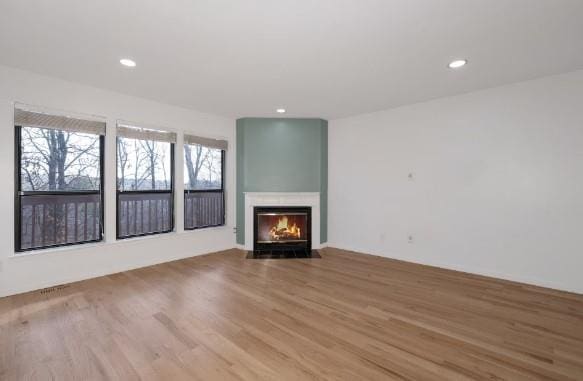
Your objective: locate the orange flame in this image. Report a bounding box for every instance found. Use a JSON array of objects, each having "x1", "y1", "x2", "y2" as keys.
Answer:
[{"x1": 269, "y1": 216, "x2": 301, "y2": 240}]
